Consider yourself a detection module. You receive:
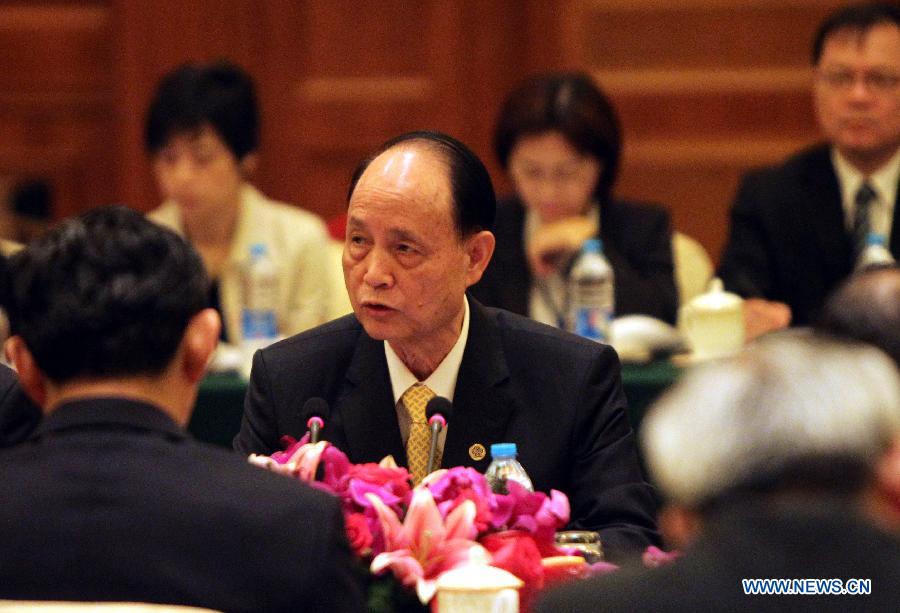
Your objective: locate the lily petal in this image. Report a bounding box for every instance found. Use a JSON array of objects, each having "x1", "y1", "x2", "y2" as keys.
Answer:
[
  {"x1": 370, "y1": 549, "x2": 423, "y2": 587},
  {"x1": 403, "y1": 488, "x2": 446, "y2": 548},
  {"x1": 366, "y1": 491, "x2": 408, "y2": 551},
  {"x1": 444, "y1": 499, "x2": 478, "y2": 541}
]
